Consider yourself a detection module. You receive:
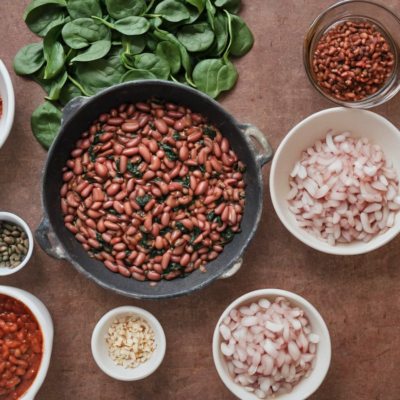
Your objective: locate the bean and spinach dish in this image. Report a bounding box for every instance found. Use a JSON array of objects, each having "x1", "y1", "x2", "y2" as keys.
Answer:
[
  {"x1": 60, "y1": 98, "x2": 246, "y2": 282},
  {"x1": 0, "y1": 295, "x2": 43, "y2": 399}
]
